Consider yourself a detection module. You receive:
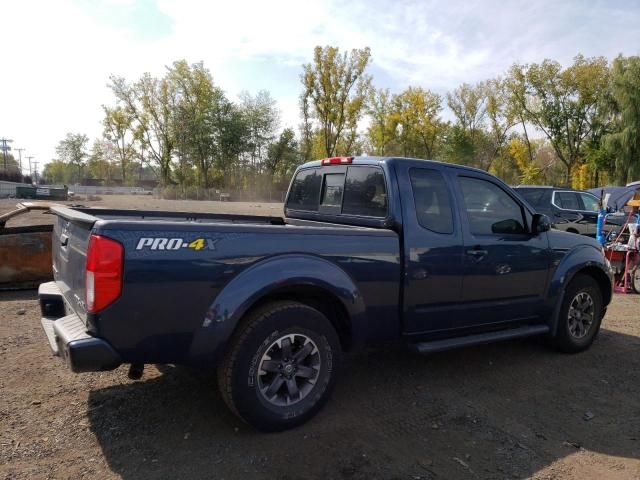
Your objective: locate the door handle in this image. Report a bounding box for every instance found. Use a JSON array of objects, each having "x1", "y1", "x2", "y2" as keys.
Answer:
[
  {"x1": 60, "y1": 234, "x2": 69, "y2": 247},
  {"x1": 466, "y1": 248, "x2": 488, "y2": 257}
]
